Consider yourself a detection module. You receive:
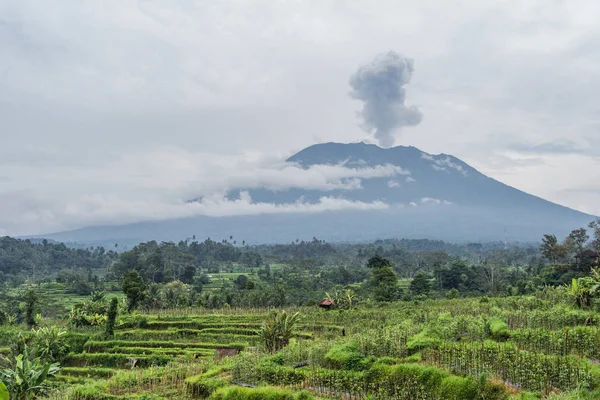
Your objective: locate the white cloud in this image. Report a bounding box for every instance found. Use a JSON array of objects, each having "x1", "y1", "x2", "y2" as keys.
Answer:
[
  {"x1": 0, "y1": 147, "x2": 409, "y2": 234},
  {"x1": 406, "y1": 177, "x2": 416, "y2": 183},
  {"x1": 387, "y1": 180, "x2": 401, "y2": 188},
  {"x1": 420, "y1": 197, "x2": 453, "y2": 205},
  {"x1": 0, "y1": 190, "x2": 389, "y2": 235}
]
